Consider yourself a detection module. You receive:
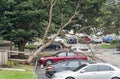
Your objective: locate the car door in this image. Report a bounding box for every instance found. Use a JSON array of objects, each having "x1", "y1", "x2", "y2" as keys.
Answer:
[
  {"x1": 77, "y1": 65, "x2": 100, "y2": 79},
  {"x1": 65, "y1": 60, "x2": 80, "y2": 70},
  {"x1": 65, "y1": 52, "x2": 76, "y2": 60},
  {"x1": 54, "y1": 52, "x2": 67, "y2": 62}
]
